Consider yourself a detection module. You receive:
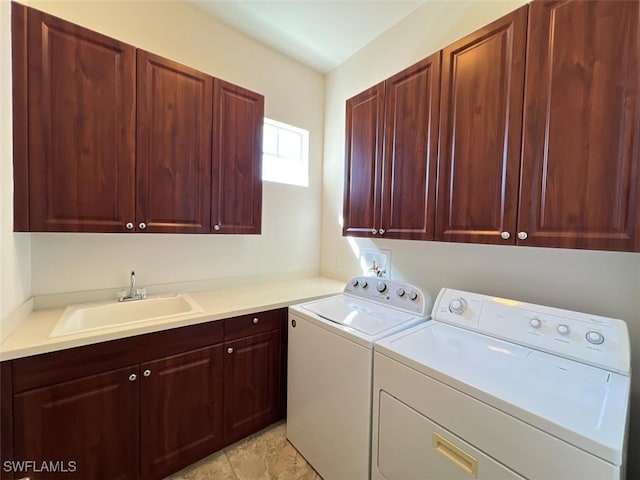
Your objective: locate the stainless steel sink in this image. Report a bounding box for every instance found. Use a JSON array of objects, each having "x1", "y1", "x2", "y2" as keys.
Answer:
[{"x1": 49, "y1": 293, "x2": 204, "y2": 338}]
